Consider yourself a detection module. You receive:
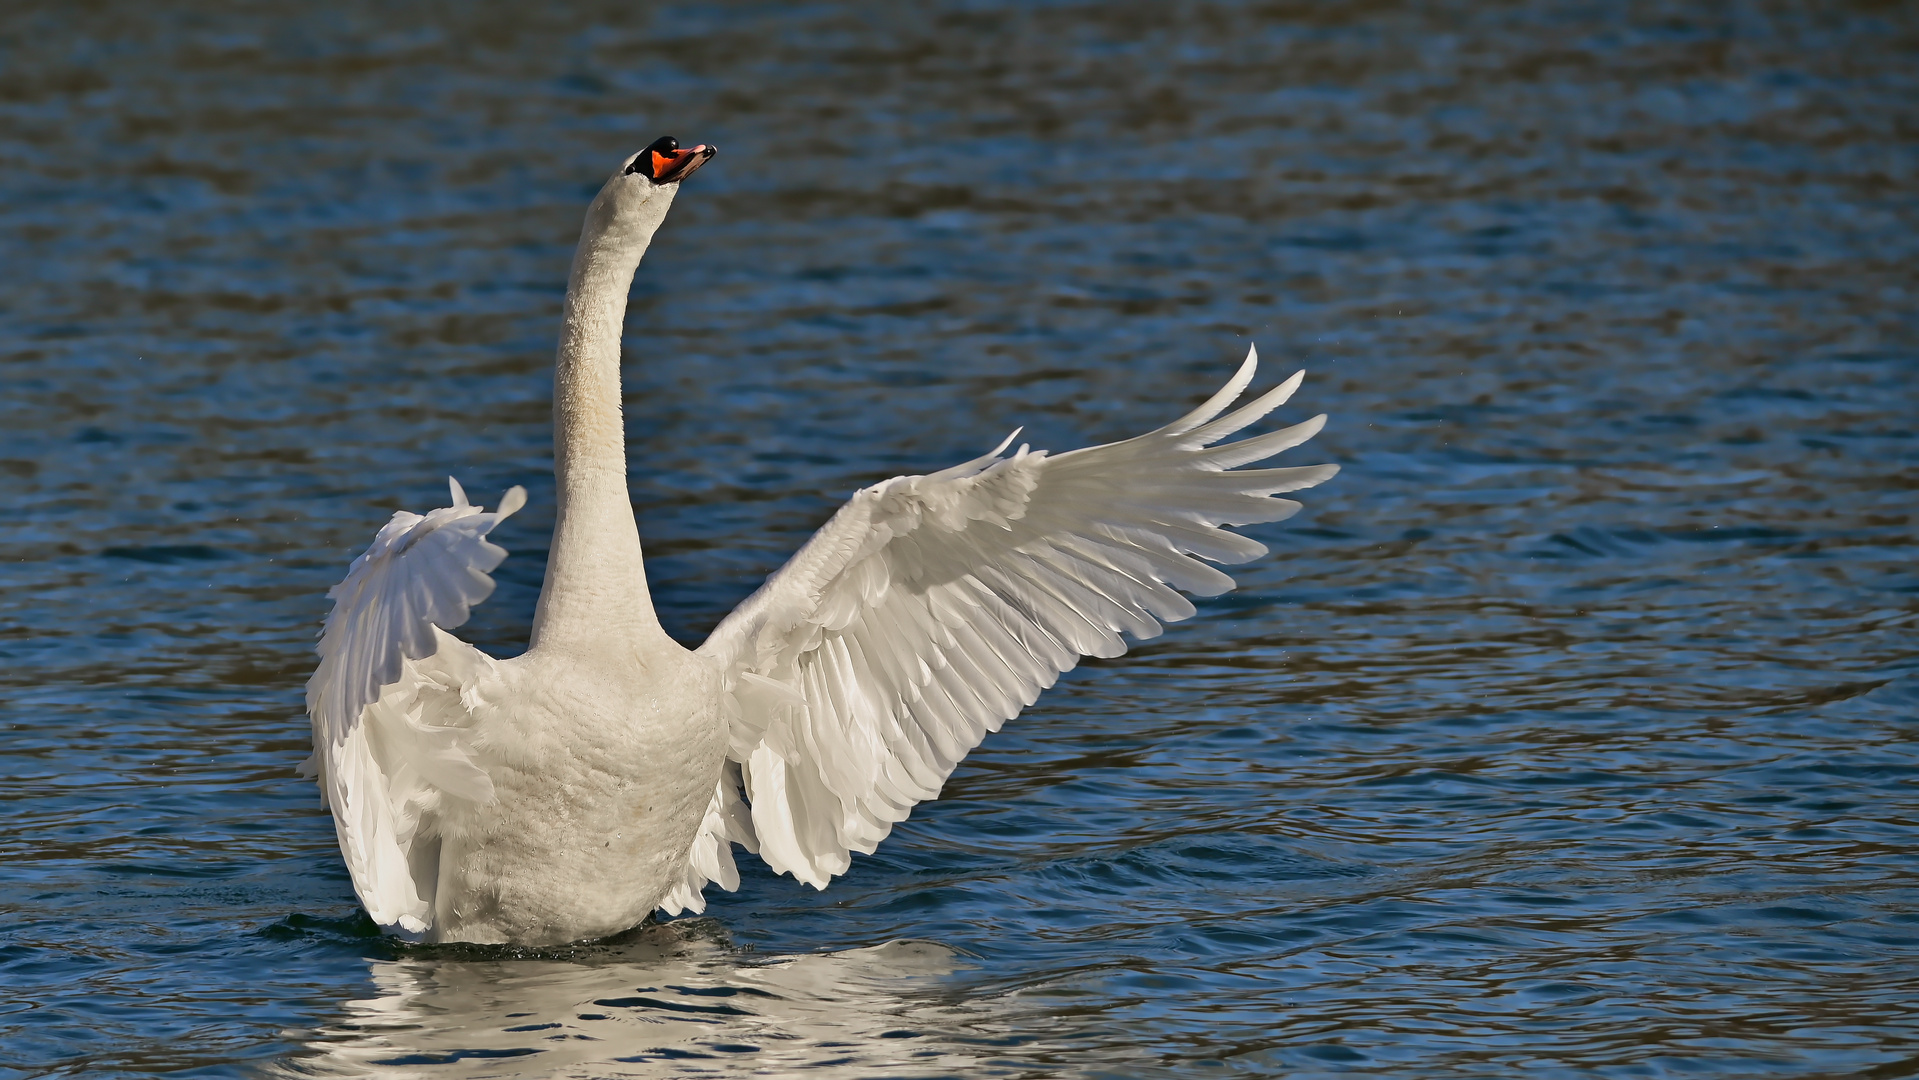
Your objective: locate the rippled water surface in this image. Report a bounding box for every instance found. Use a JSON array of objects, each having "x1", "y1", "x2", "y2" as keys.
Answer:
[{"x1": 3, "y1": 1, "x2": 1917, "y2": 1076}]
